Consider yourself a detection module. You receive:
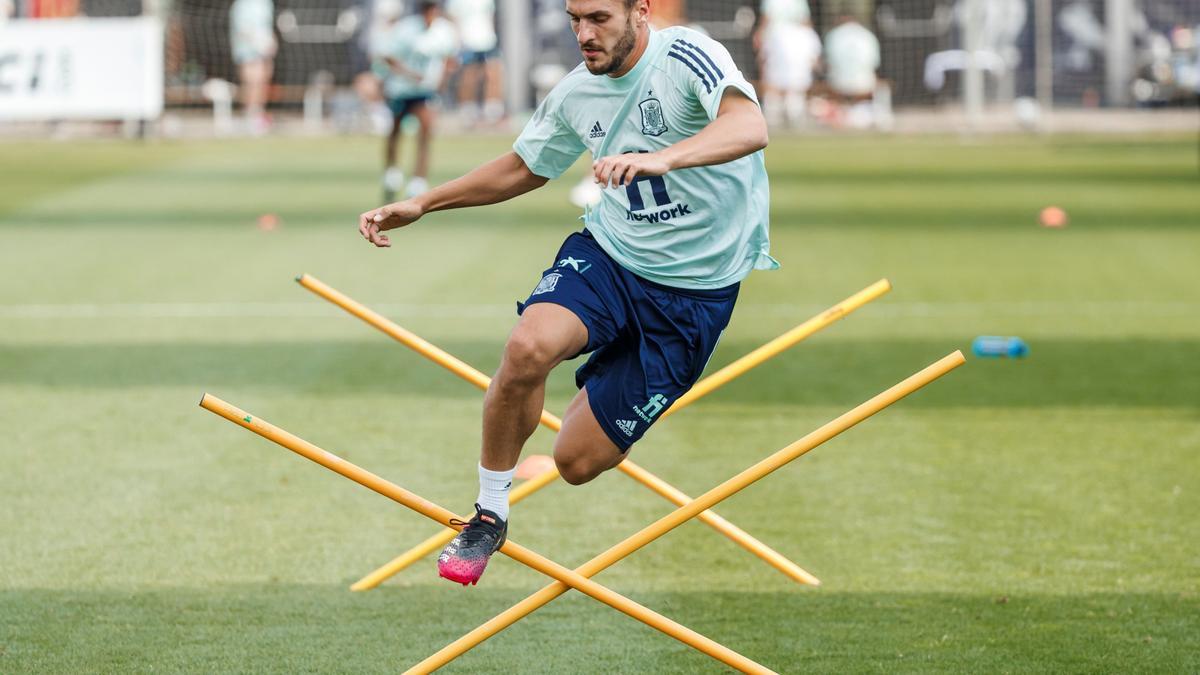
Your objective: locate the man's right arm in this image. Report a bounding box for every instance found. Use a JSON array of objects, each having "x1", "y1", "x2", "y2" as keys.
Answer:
[
  {"x1": 359, "y1": 151, "x2": 547, "y2": 248},
  {"x1": 419, "y1": 151, "x2": 547, "y2": 213}
]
